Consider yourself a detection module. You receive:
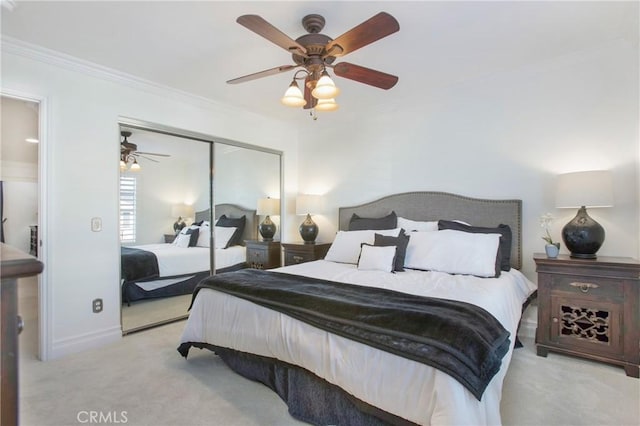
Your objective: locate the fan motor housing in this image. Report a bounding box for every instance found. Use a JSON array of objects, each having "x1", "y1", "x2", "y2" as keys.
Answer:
[{"x1": 292, "y1": 33, "x2": 336, "y2": 71}]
